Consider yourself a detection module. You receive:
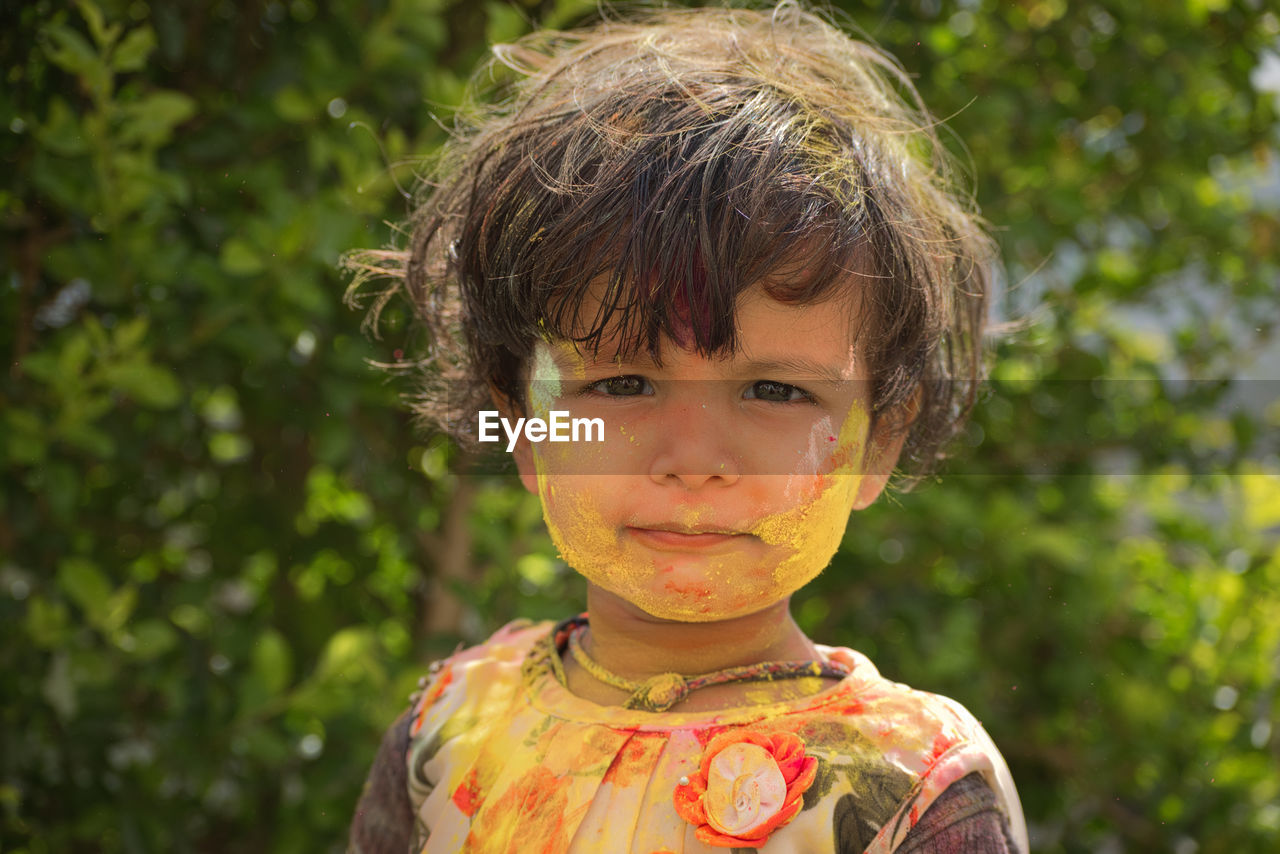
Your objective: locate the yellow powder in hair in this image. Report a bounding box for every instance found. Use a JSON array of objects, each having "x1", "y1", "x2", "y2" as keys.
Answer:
[{"x1": 528, "y1": 343, "x2": 563, "y2": 419}]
